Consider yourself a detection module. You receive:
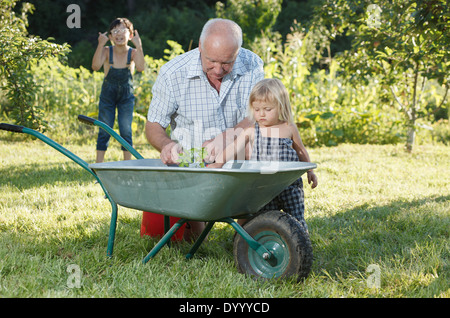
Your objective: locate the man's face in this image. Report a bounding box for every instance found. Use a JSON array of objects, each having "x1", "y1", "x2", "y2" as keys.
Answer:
[{"x1": 199, "y1": 36, "x2": 239, "y2": 82}]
